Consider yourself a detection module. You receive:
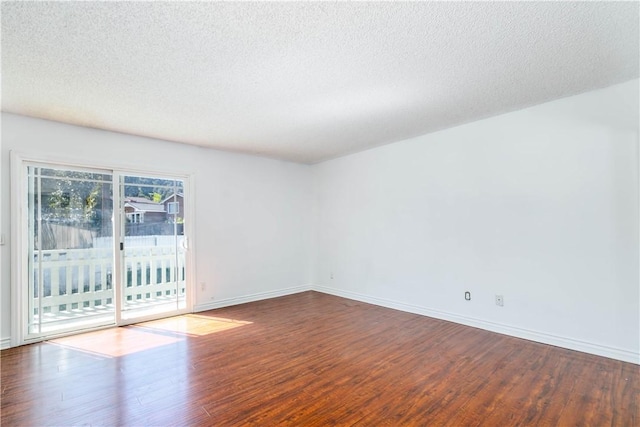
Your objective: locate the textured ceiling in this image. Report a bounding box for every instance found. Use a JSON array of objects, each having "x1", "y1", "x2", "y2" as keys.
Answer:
[{"x1": 2, "y1": 2, "x2": 638, "y2": 164}]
